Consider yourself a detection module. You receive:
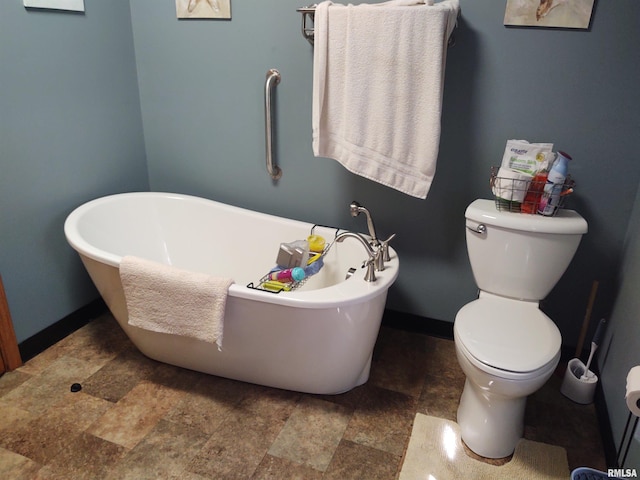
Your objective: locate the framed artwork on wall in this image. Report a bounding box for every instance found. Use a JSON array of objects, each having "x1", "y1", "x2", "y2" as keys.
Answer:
[
  {"x1": 23, "y1": 0, "x2": 84, "y2": 12},
  {"x1": 504, "y1": 0, "x2": 595, "y2": 29},
  {"x1": 176, "y1": 0, "x2": 231, "y2": 19}
]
